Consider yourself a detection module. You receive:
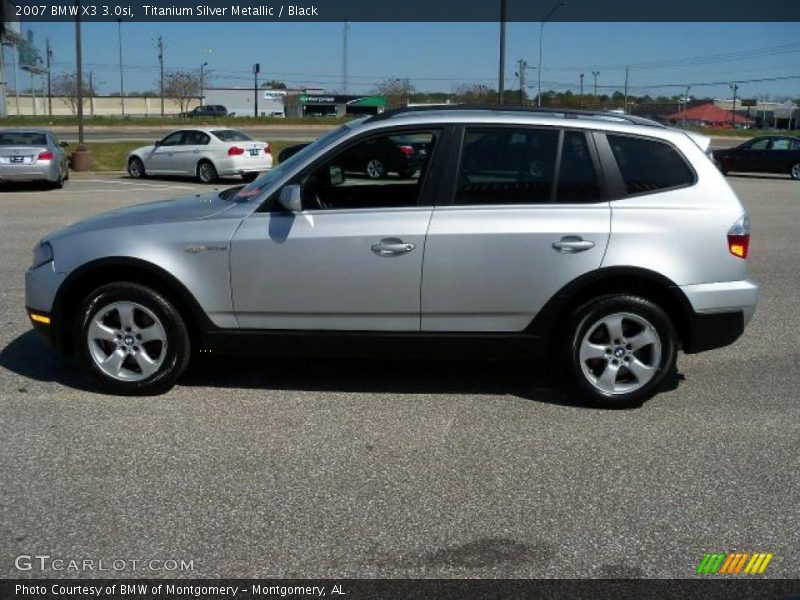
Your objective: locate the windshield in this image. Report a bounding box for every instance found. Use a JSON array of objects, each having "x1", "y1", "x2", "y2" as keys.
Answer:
[
  {"x1": 231, "y1": 124, "x2": 354, "y2": 202},
  {"x1": 0, "y1": 132, "x2": 47, "y2": 146},
  {"x1": 212, "y1": 130, "x2": 253, "y2": 142}
]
